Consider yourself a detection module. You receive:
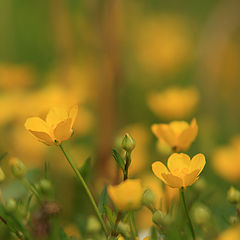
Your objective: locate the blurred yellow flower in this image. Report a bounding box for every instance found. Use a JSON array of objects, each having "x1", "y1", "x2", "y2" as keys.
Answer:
[
  {"x1": 212, "y1": 136, "x2": 240, "y2": 182},
  {"x1": 152, "y1": 153, "x2": 205, "y2": 188},
  {"x1": 25, "y1": 105, "x2": 78, "y2": 145},
  {"x1": 151, "y1": 118, "x2": 198, "y2": 152},
  {"x1": 64, "y1": 224, "x2": 81, "y2": 239},
  {"x1": 216, "y1": 224, "x2": 240, "y2": 240},
  {"x1": 108, "y1": 179, "x2": 143, "y2": 211},
  {"x1": 148, "y1": 87, "x2": 199, "y2": 120},
  {"x1": 135, "y1": 15, "x2": 192, "y2": 74}
]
